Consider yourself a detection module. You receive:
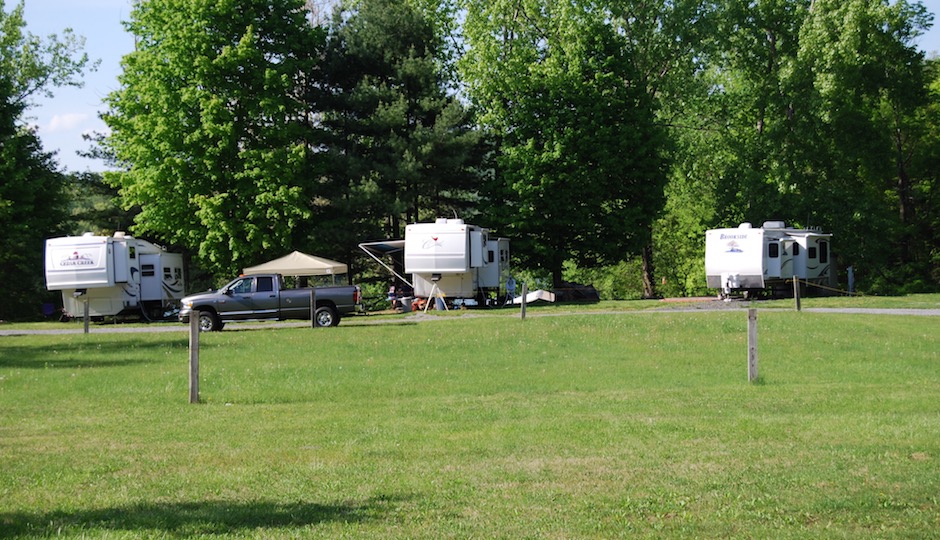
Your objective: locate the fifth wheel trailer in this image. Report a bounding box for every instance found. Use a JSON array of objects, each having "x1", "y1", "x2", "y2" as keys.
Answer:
[
  {"x1": 360, "y1": 218, "x2": 510, "y2": 305},
  {"x1": 44, "y1": 232, "x2": 185, "y2": 319},
  {"x1": 705, "y1": 221, "x2": 832, "y2": 297}
]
